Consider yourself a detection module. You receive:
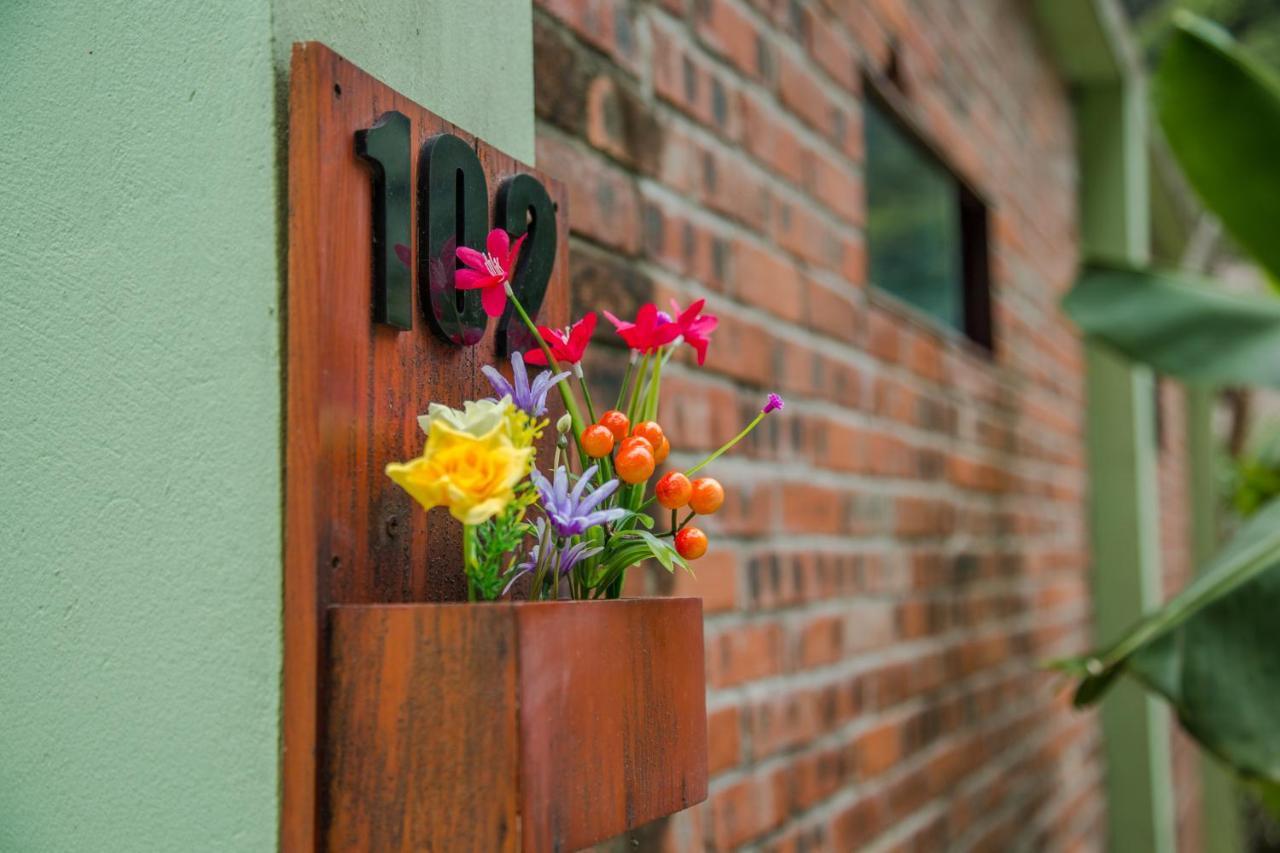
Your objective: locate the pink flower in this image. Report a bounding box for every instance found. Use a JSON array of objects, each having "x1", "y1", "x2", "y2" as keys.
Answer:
[
  {"x1": 670, "y1": 298, "x2": 719, "y2": 365},
  {"x1": 526, "y1": 312, "x2": 597, "y2": 366},
  {"x1": 603, "y1": 303, "x2": 681, "y2": 353},
  {"x1": 762, "y1": 393, "x2": 784, "y2": 414},
  {"x1": 455, "y1": 228, "x2": 527, "y2": 318}
]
